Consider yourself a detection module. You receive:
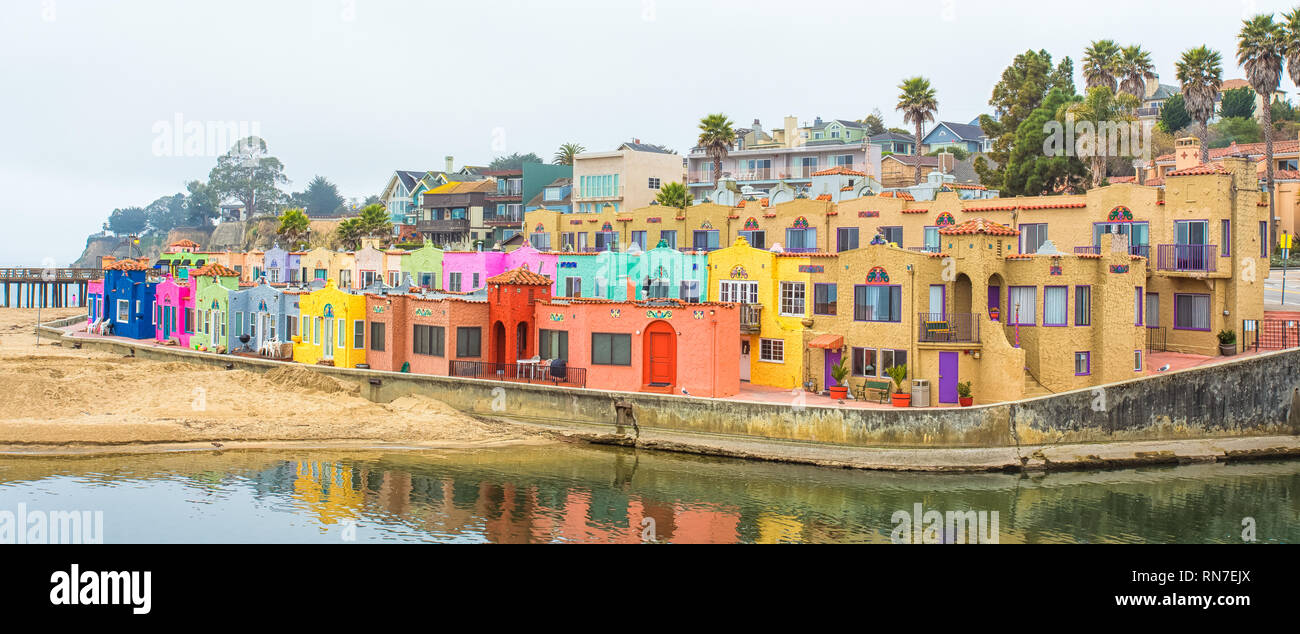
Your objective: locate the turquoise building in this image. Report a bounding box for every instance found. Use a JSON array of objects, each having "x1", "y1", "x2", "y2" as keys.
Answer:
[{"x1": 554, "y1": 242, "x2": 708, "y2": 301}]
